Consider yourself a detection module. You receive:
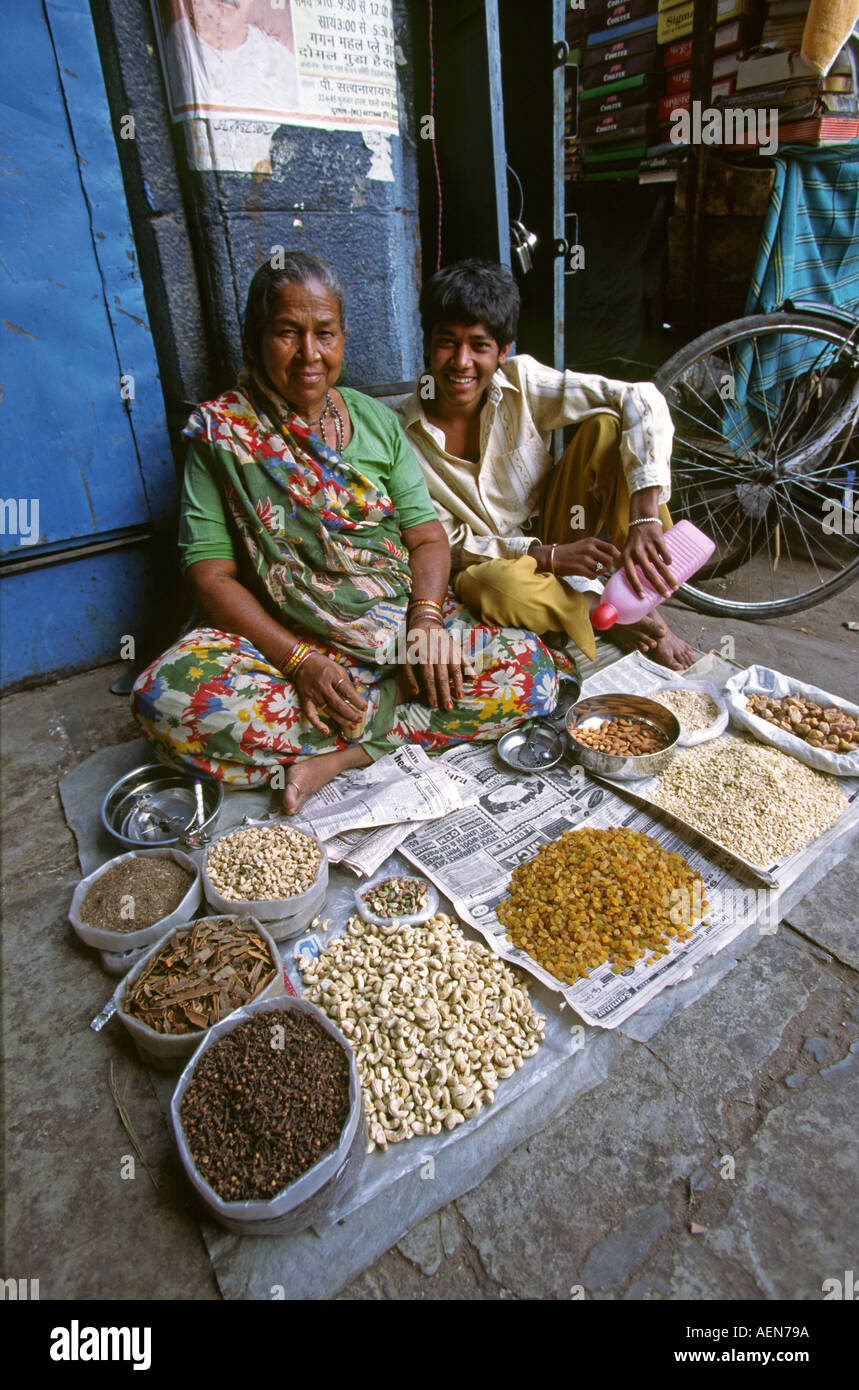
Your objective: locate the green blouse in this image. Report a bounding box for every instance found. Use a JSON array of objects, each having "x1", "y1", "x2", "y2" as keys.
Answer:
[{"x1": 178, "y1": 387, "x2": 438, "y2": 572}]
